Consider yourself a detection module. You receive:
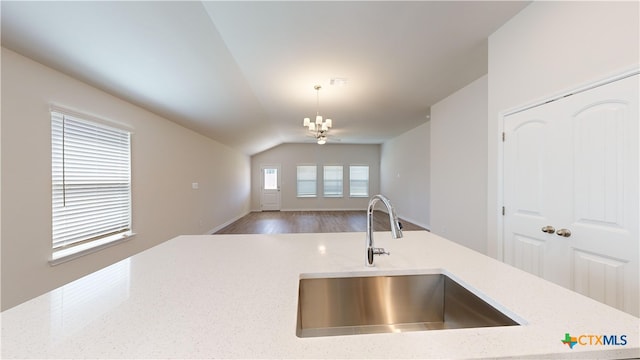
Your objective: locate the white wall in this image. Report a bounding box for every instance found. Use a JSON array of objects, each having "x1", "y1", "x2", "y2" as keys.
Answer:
[
  {"x1": 380, "y1": 122, "x2": 430, "y2": 229},
  {"x1": 430, "y1": 75, "x2": 488, "y2": 254},
  {"x1": 1, "y1": 48, "x2": 251, "y2": 311},
  {"x1": 250, "y1": 143, "x2": 380, "y2": 211},
  {"x1": 487, "y1": 1, "x2": 640, "y2": 258}
]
